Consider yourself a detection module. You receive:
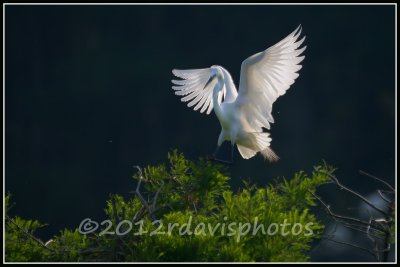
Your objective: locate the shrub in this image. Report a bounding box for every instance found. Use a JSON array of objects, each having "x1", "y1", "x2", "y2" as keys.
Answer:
[{"x1": 5, "y1": 150, "x2": 334, "y2": 262}]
